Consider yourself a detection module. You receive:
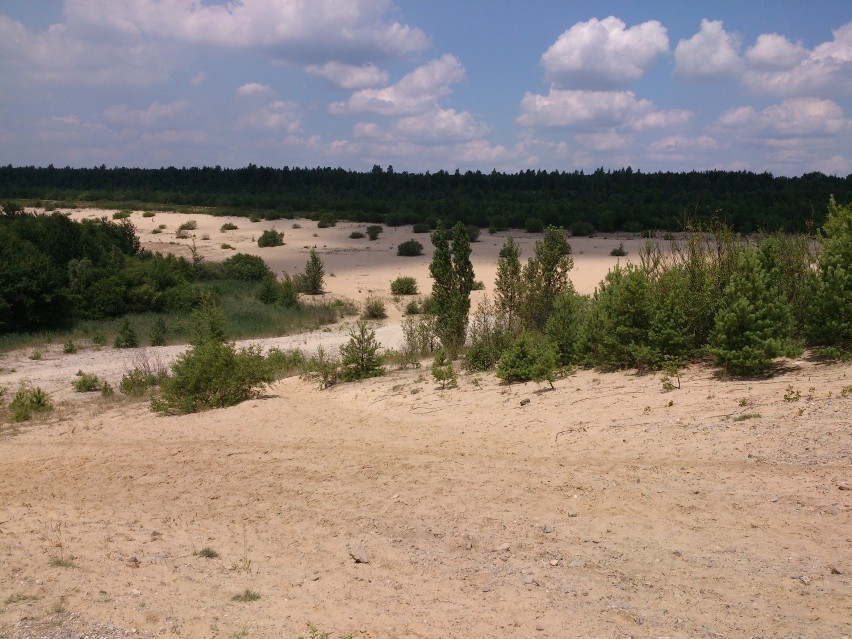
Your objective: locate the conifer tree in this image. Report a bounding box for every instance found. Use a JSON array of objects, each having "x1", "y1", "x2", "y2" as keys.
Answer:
[
  {"x1": 496, "y1": 331, "x2": 559, "y2": 389},
  {"x1": 709, "y1": 249, "x2": 797, "y2": 376},
  {"x1": 303, "y1": 248, "x2": 325, "y2": 295},
  {"x1": 807, "y1": 197, "x2": 852, "y2": 355},
  {"x1": 521, "y1": 226, "x2": 573, "y2": 331},
  {"x1": 494, "y1": 237, "x2": 523, "y2": 334},
  {"x1": 340, "y1": 320, "x2": 384, "y2": 381},
  {"x1": 429, "y1": 222, "x2": 474, "y2": 354}
]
